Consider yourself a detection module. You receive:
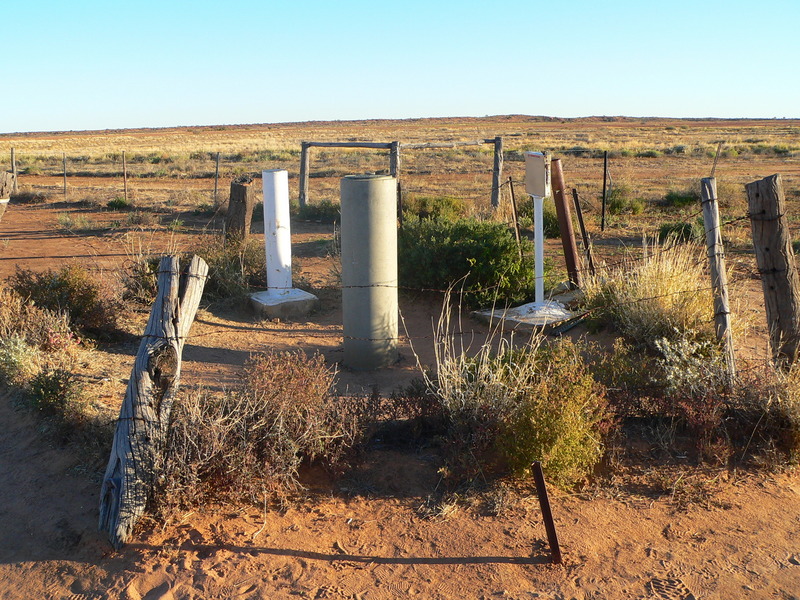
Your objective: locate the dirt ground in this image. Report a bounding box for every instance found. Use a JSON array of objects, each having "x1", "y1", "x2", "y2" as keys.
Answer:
[{"x1": 1, "y1": 155, "x2": 800, "y2": 599}]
